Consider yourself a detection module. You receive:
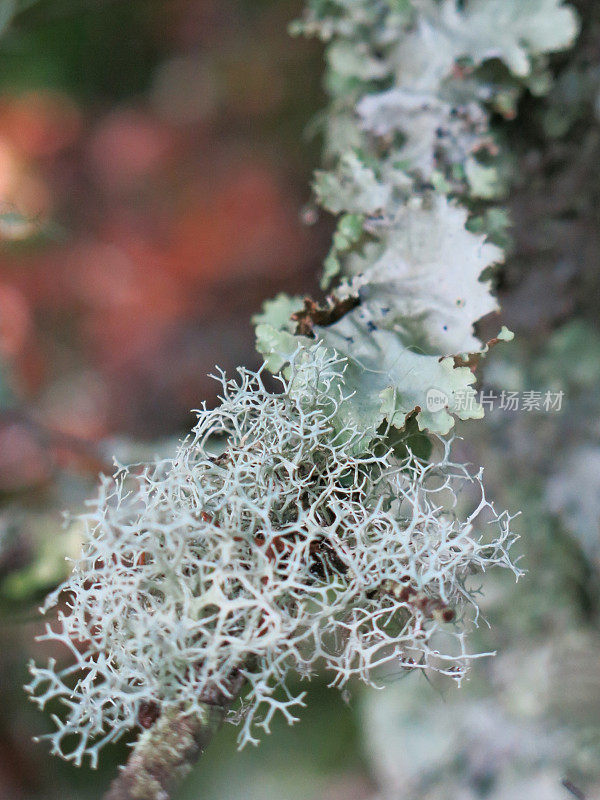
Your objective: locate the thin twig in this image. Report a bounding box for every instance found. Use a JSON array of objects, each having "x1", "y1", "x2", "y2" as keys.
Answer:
[{"x1": 104, "y1": 674, "x2": 245, "y2": 800}]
